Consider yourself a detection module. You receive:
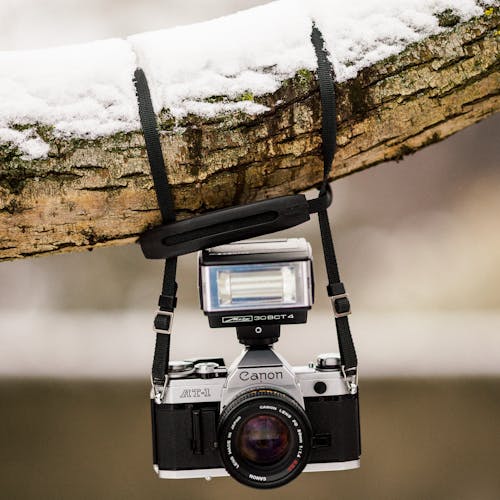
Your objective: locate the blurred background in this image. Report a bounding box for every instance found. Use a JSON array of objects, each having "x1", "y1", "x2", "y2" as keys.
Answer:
[{"x1": 0, "y1": 1, "x2": 499, "y2": 499}]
